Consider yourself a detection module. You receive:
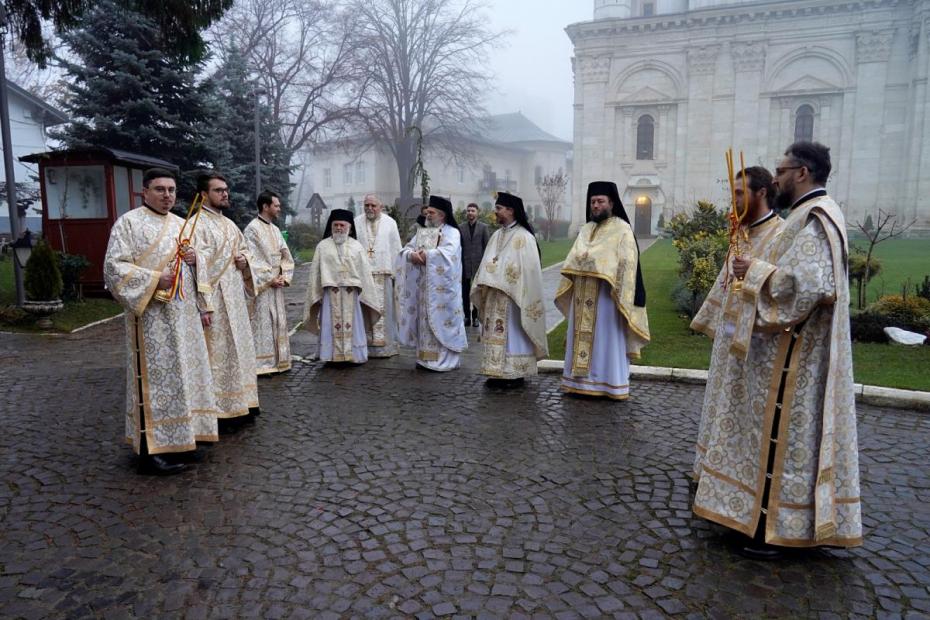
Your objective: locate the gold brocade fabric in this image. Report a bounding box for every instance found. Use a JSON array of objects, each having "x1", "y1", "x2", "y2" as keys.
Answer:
[
  {"x1": 194, "y1": 209, "x2": 259, "y2": 418},
  {"x1": 104, "y1": 207, "x2": 218, "y2": 454},
  {"x1": 368, "y1": 273, "x2": 389, "y2": 348},
  {"x1": 690, "y1": 215, "x2": 784, "y2": 358},
  {"x1": 555, "y1": 217, "x2": 650, "y2": 362},
  {"x1": 477, "y1": 289, "x2": 539, "y2": 379},
  {"x1": 691, "y1": 214, "x2": 784, "y2": 490},
  {"x1": 303, "y1": 237, "x2": 381, "y2": 336},
  {"x1": 328, "y1": 287, "x2": 360, "y2": 362},
  {"x1": 693, "y1": 196, "x2": 862, "y2": 547},
  {"x1": 470, "y1": 224, "x2": 548, "y2": 359},
  {"x1": 568, "y1": 276, "x2": 600, "y2": 375},
  {"x1": 243, "y1": 217, "x2": 295, "y2": 374}
]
